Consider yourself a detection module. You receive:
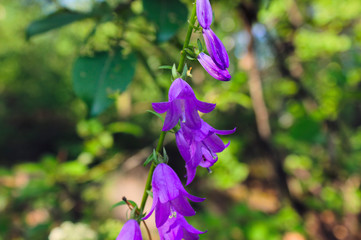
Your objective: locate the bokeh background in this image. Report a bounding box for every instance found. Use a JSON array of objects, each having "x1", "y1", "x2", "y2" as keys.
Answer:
[{"x1": 1, "y1": 0, "x2": 361, "y2": 239}]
